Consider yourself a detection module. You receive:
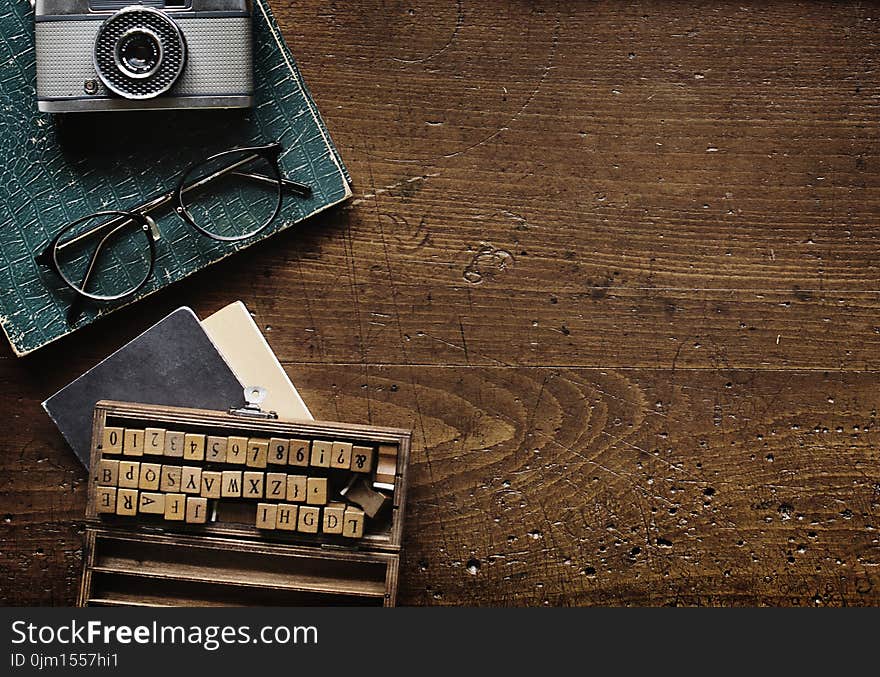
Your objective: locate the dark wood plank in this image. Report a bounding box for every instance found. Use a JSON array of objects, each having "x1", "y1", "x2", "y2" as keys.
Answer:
[
  {"x1": 2, "y1": 0, "x2": 880, "y2": 606},
  {"x1": 3, "y1": 364, "x2": 878, "y2": 606}
]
